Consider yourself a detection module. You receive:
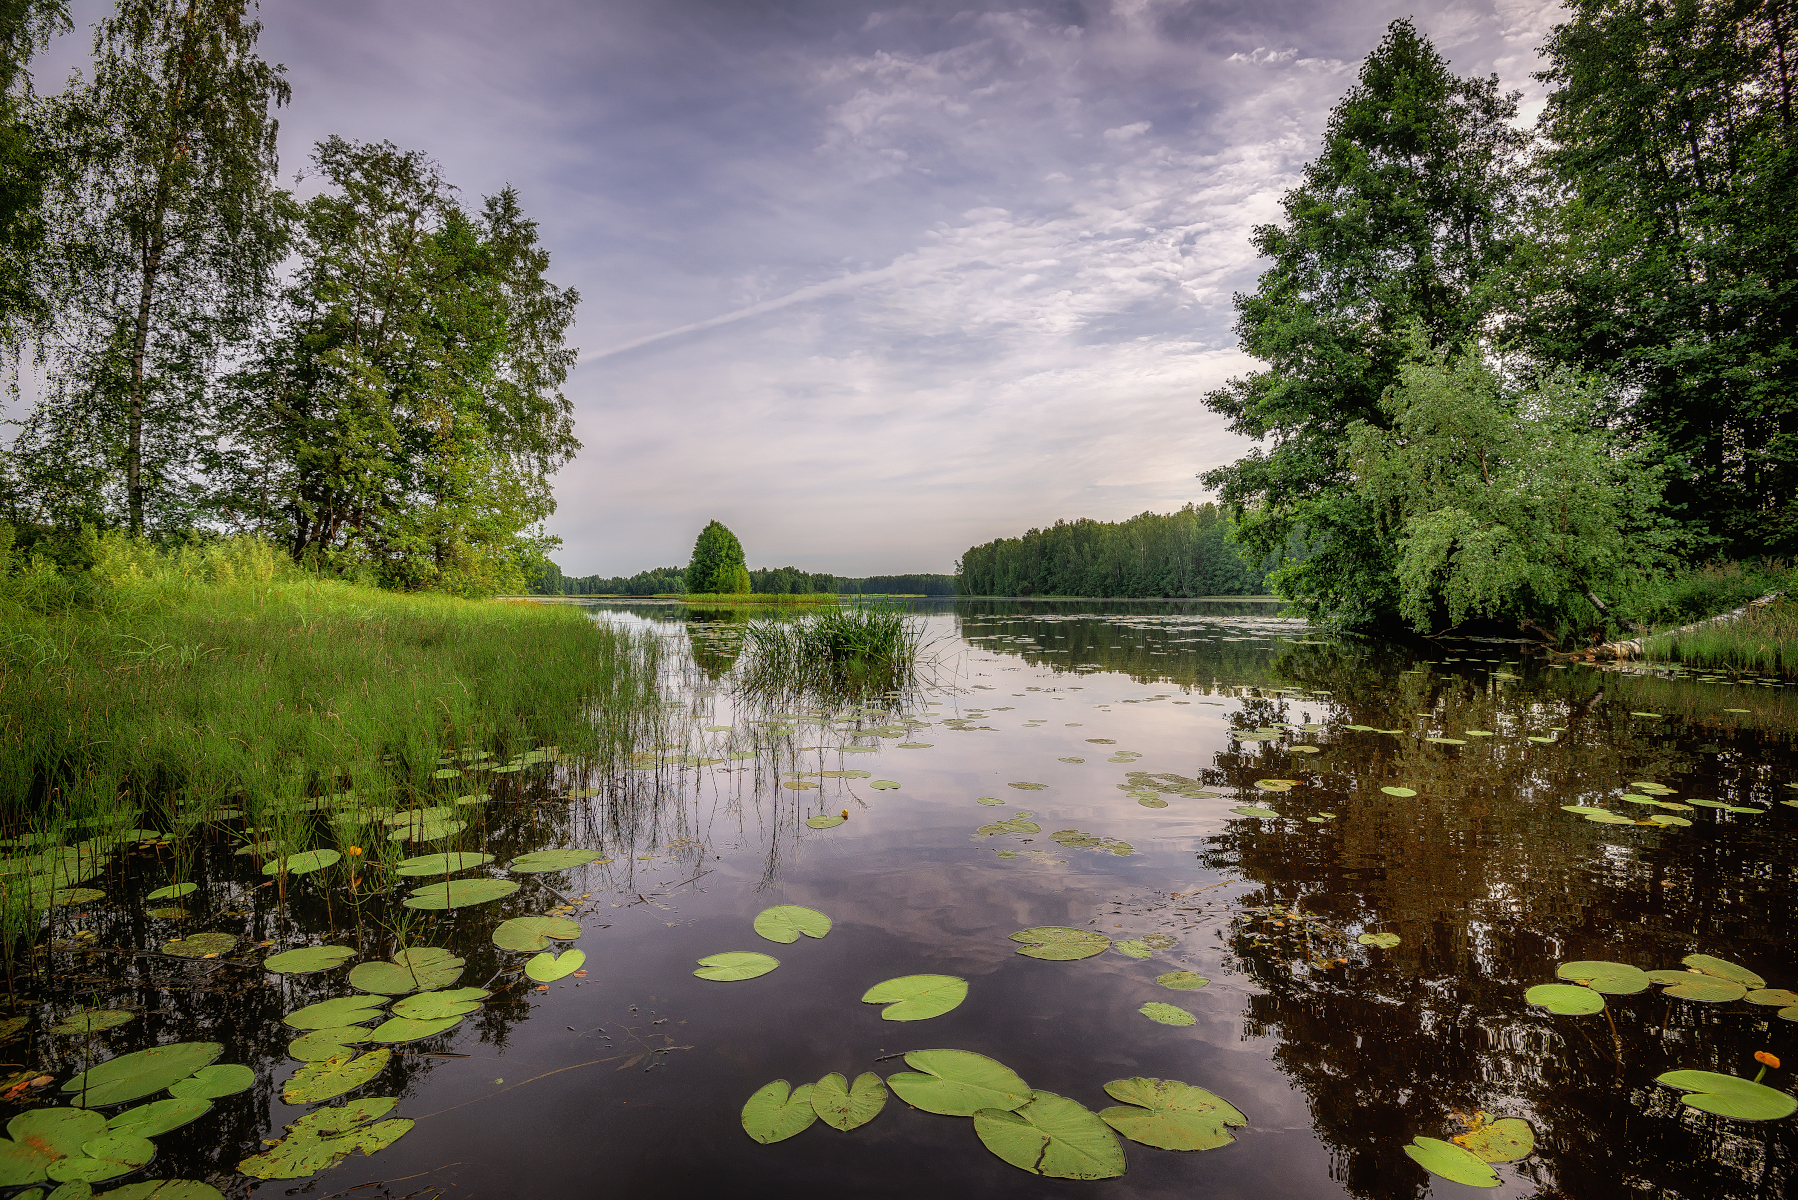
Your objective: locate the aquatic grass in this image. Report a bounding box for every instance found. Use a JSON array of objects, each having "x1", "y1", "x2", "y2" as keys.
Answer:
[
  {"x1": 1644, "y1": 598, "x2": 1798, "y2": 676},
  {"x1": 737, "y1": 602, "x2": 923, "y2": 704}
]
